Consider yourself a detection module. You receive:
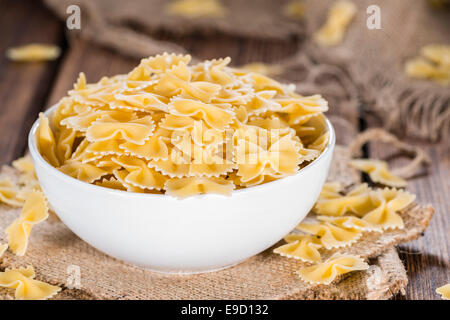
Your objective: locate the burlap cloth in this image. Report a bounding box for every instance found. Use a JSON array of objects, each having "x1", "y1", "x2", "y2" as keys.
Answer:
[
  {"x1": 0, "y1": 146, "x2": 434, "y2": 300},
  {"x1": 44, "y1": 0, "x2": 450, "y2": 142}
]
